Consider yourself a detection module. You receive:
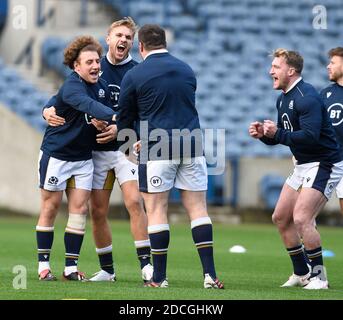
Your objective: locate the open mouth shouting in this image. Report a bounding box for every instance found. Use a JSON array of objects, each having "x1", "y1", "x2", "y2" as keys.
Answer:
[
  {"x1": 89, "y1": 69, "x2": 99, "y2": 81},
  {"x1": 115, "y1": 43, "x2": 128, "y2": 59}
]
